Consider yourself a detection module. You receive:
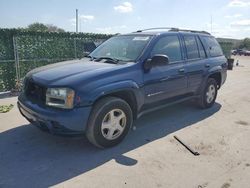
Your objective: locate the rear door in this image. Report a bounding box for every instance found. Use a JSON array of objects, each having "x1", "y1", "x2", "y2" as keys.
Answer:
[
  {"x1": 182, "y1": 34, "x2": 208, "y2": 94},
  {"x1": 143, "y1": 34, "x2": 188, "y2": 106},
  {"x1": 199, "y1": 36, "x2": 228, "y2": 85}
]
